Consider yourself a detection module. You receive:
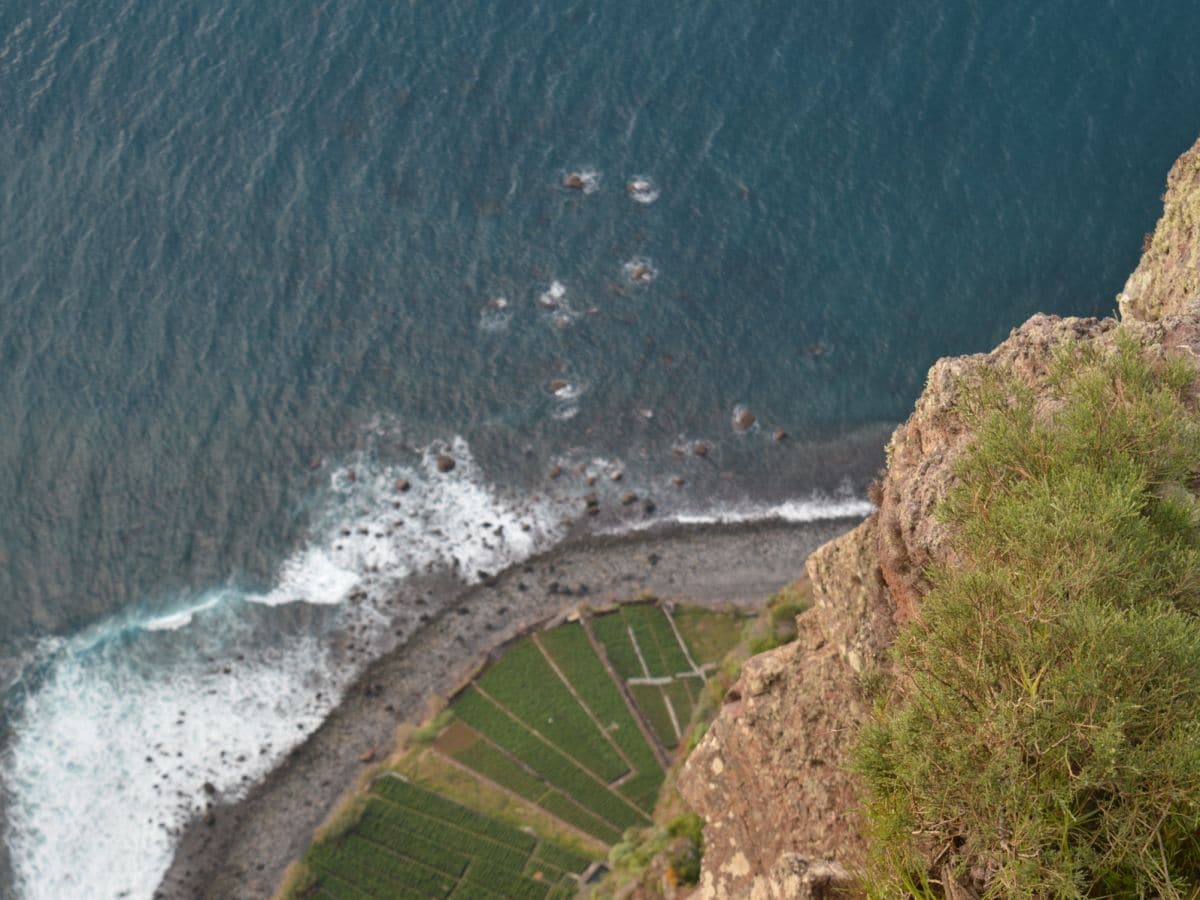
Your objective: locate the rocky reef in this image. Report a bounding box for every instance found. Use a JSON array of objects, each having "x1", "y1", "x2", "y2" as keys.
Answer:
[{"x1": 678, "y1": 134, "x2": 1200, "y2": 899}]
